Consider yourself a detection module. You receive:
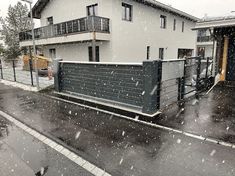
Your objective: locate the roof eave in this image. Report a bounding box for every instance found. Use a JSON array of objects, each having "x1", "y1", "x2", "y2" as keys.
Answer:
[
  {"x1": 134, "y1": 0, "x2": 199, "y2": 22},
  {"x1": 193, "y1": 18, "x2": 235, "y2": 30},
  {"x1": 32, "y1": 0, "x2": 50, "y2": 19}
]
